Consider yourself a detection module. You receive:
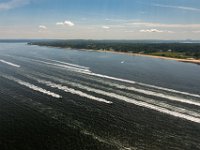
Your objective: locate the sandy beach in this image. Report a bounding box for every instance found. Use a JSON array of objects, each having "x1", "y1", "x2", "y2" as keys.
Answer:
[{"x1": 97, "y1": 50, "x2": 200, "y2": 65}]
